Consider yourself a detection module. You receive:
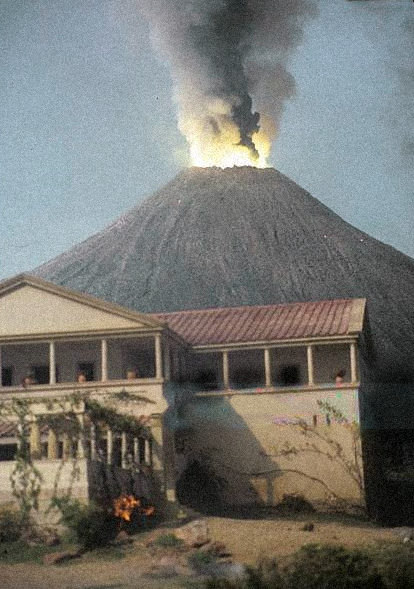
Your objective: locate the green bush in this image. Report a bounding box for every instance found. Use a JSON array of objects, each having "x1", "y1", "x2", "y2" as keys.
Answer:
[
  {"x1": 370, "y1": 542, "x2": 414, "y2": 589},
  {"x1": 0, "y1": 508, "x2": 23, "y2": 543},
  {"x1": 284, "y1": 544, "x2": 384, "y2": 589},
  {"x1": 52, "y1": 497, "x2": 118, "y2": 550},
  {"x1": 188, "y1": 549, "x2": 216, "y2": 573},
  {"x1": 275, "y1": 494, "x2": 315, "y2": 514},
  {"x1": 154, "y1": 533, "x2": 184, "y2": 547},
  {"x1": 202, "y1": 558, "x2": 283, "y2": 589}
]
